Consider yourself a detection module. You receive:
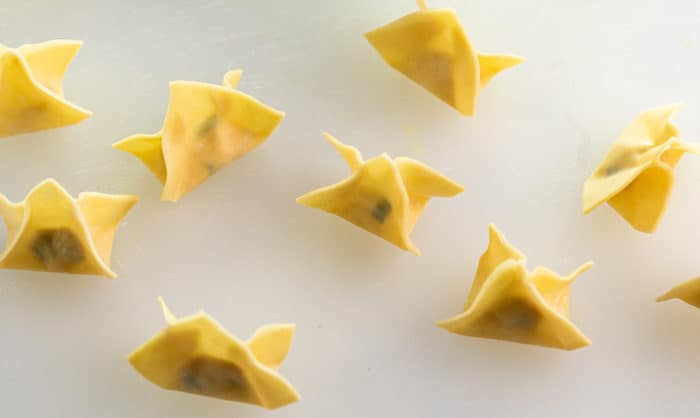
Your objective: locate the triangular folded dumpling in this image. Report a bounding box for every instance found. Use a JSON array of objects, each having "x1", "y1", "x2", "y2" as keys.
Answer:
[
  {"x1": 437, "y1": 224, "x2": 592, "y2": 350},
  {"x1": 0, "y1": 179, "x2": 138, "y2": 278},
  {"x1": 129, "y1": 298, "x2": 300, "y2": 410},
  {"x1": 0, "y1": 40, "x2": 92, "y2": 137},
  {"x1": 365, "y1": 1, "x2": 524, "y2": 116},
  {"x1": 296, "y1": 133, "x2": 463, "y2": 255},
  {"x1": 113, "y1": 70, "x2": 285, "y2": 202},
  {"x1": 657, "y1": 277, "x2": 700, "y2": 308},
  {"x1": 583, "y1": 104, "x2": 700, "y2": 232}
]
